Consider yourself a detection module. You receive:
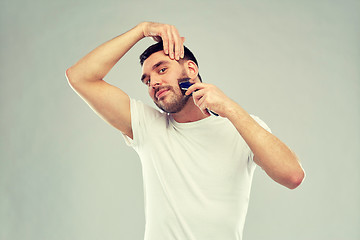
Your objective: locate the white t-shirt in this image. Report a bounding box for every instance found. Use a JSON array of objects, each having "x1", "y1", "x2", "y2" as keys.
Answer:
[{"x1": 123, "y1": 98, "x2": 271, "y2": 240}]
